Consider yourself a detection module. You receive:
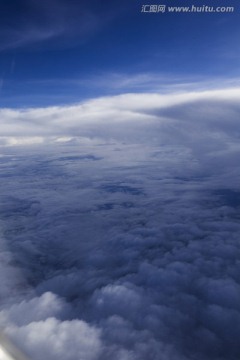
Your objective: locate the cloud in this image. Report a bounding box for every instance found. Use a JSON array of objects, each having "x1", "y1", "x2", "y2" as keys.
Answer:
[
  {"x1": 1, "y1": 87, "x2": 240, "y2": 138},
  {"x1": 0, "y1": 88, "x2": 240, "y2": 359},
  {"x1": 0, "y1": 0, "x2": 127, "y2": 51},
  {"x1": 0, "y1": 292, "x2": 68, "y2": 327},
  {"x1": 1, "y1": 88, "x2": 240, "y2": 186},
  {"x1": 72, "y1": 72, "x2": 240, "y2": 94},
  {"x1": 6, "y1": 318, "x2": 102, "y2": 360}
]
